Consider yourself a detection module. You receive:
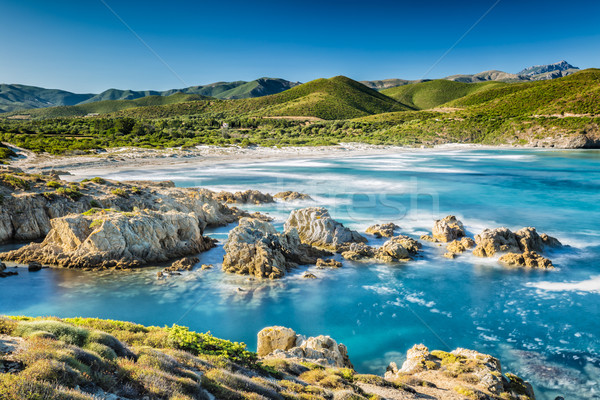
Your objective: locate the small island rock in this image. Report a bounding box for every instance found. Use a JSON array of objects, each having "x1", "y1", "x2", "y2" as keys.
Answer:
[{"x1": 432, "y1": 215, "x2": 466, "y2": 242}]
